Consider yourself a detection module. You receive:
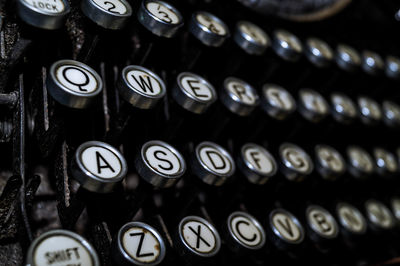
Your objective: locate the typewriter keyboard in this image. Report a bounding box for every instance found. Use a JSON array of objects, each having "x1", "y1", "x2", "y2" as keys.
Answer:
[{"x1": 2, "y1": 0, "x2": 400, "y2": 265}]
